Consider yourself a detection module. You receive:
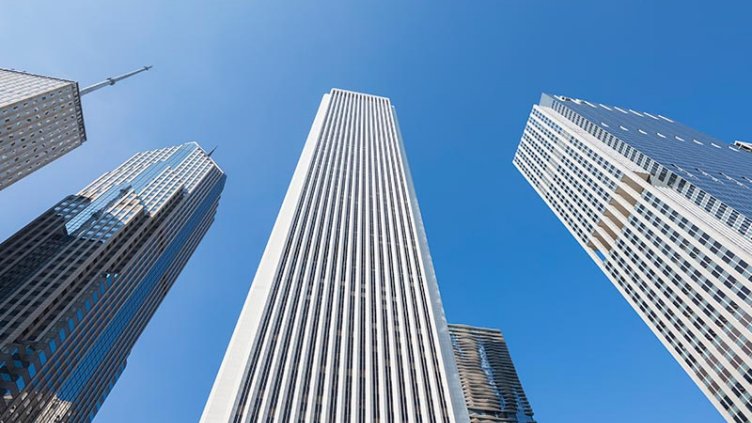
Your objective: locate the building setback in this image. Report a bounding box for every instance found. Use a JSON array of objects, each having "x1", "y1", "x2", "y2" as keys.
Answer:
[
  {"x1": 514, "y1": 93, "x2": 752, "y2": 422},
  {"x1": 448, "y1": 325, "x2": 535, "y2": 423},
  {"x1": 0, "y1": 142, "x2": 225, "y2": 422},
  {"x1": 202, "y1": 89, "x2": 468, "y2": 422},
  {"x1": 0, "y1": 66, "x2": 149, "y2": 191}
]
